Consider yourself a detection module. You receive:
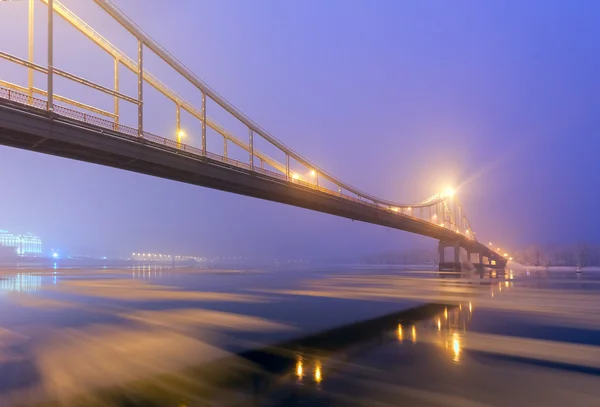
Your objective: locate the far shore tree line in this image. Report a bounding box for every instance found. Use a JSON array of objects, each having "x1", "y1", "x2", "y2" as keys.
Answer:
[
  {"x1": 362, "y1": 248, "x2": 437, "y2": 265},
  {"x1": 512, "y1": 243, "x2": 600, "y2": 267},
  {"x1": 363, "y1": 243, "x2": 600, "y2": 268}
]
